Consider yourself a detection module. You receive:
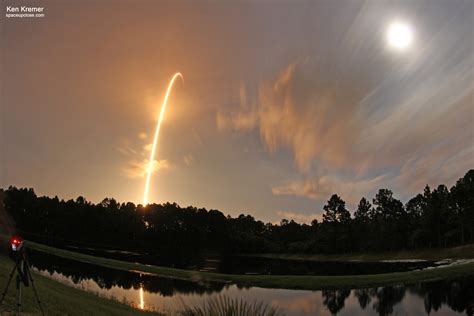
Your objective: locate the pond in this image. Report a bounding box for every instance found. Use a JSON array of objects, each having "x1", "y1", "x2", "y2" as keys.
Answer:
[
  {"x1": 29, "y1": 251, "x2": 474, "y2": 315},
  {"x1": 63, "y1": 245, "x2": 445, "y2": 275}
]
